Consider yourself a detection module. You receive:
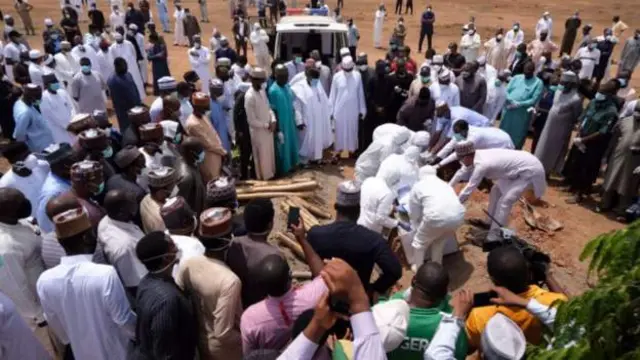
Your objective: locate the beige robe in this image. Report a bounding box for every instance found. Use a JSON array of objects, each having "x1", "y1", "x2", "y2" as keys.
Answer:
[
  {"x1": 185, "y1": 114, "x2": 226, "y2": 183},
  {"x1": 244, "y1": 87, "x2": 277, "y2": 180},
  {"x1": 176, "y1": 255, "x2": 243, "y2": 360},
  {"x1": 139, "y1": 194, "x2": 166, "y2": 233}
]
